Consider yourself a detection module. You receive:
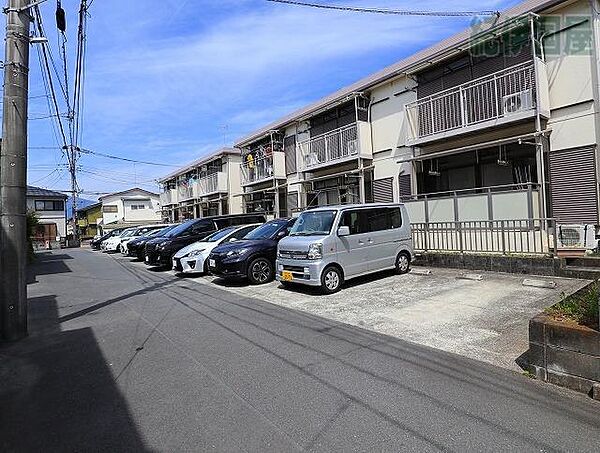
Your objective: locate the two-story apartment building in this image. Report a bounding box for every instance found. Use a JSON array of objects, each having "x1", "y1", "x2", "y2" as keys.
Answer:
[
  {"x1": 97, "y1": 188, "x2": 161, "y2": 233},
  {"x1": 26, "y1": 186, "x2": 68, "y2": 248},
  {"x1": 234, "y1": 0, "x2": 600, "y2": 228},
  {"x1": 158, "y1": 148, "x2": 242, "y2": 222}
]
